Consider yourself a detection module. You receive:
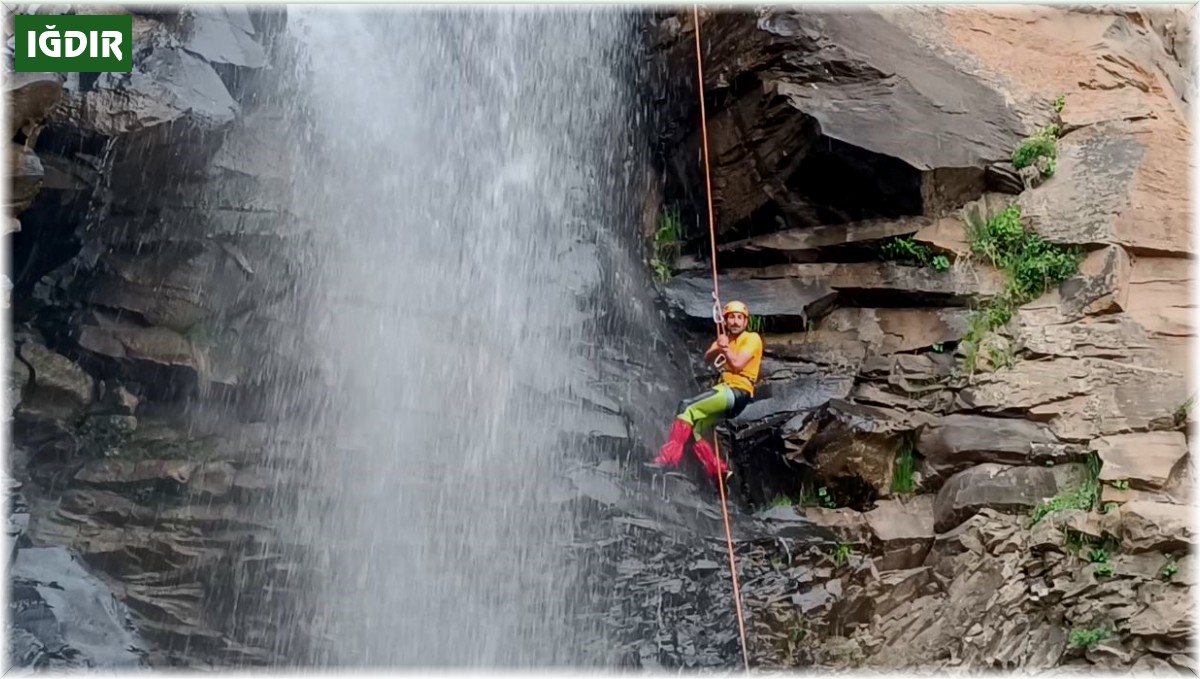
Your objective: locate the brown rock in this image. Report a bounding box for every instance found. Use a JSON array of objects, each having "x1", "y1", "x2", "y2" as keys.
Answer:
[
  {"x1": 804, "y1": 401, "x2": 908, "y2": 497},
  {"x1": 1093, "y1": 431, "x2": 1188, "y2": 490},
  {"x1": 1127, "y1": 581, "x2": 1192, "y2": 643},
  {"x1": 864, "y1": 495, "x2": 935, "y2": 571},
  {"x1": 917, "y1": 414, "x2": 1057, "y2": 479},
  {"x1": 728, "y1": 261, "x2": 1006, "y2": 304},
  {"x1": 661, "y1": 273, "x2": 834, "y2": 322},
  {"x1": 957, "y1": 358, "x2": 1188, "y2": 439},
  {"x1": 1117, "y1": 501, "x2": 1196, "y2": 553},
  {"x1": 1126, "y1": 256, "x2": 1193, "y2": 337},
  {"x1": 7, "y1": 72, "x2": 64, "y2": 139},
  {"x1": 933, "y1": 463, "x2": 1063, "y2": 532},
  {"x1": 1061, "y1": 245, "x2": 1132, "y2": 316},
  {"x1": 720, "y1": 216, "x2": 928, "y2": 255},
  {"x1": 658, "y1": 8, "x2": 1024, "y2": 236},
  {"x1": 913, "y1": 216, "x2": 970, "y2": 258},
  {"x1": 801, "y1": 507, "x2": 872, "y2": 544}
]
